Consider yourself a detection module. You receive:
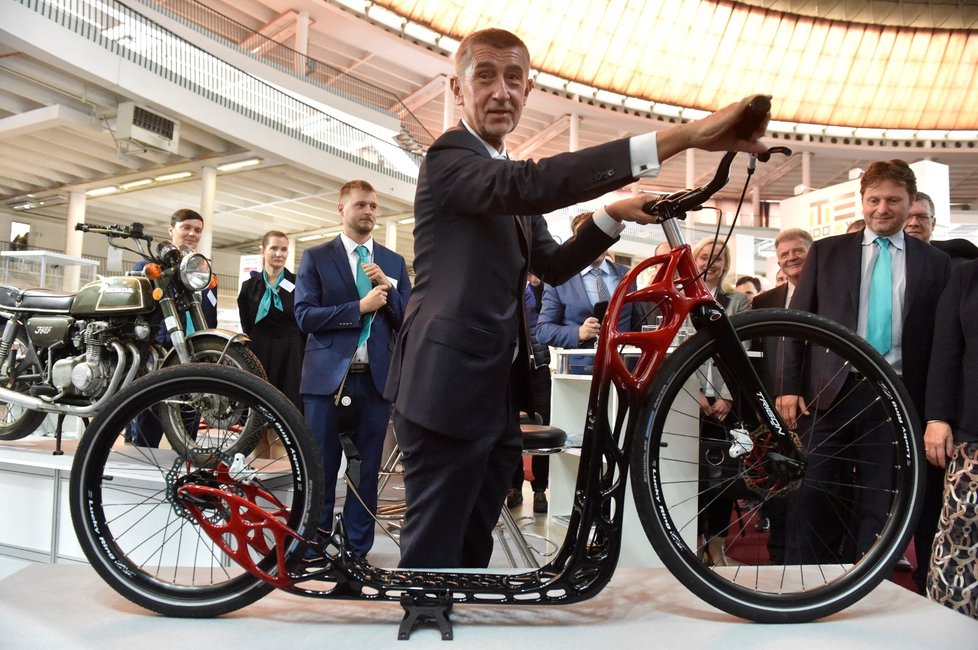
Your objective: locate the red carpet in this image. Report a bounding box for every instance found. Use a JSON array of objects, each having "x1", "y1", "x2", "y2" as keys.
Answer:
[{"x1": 725, "y1": 506, "x2": 920, "y2": 593}]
